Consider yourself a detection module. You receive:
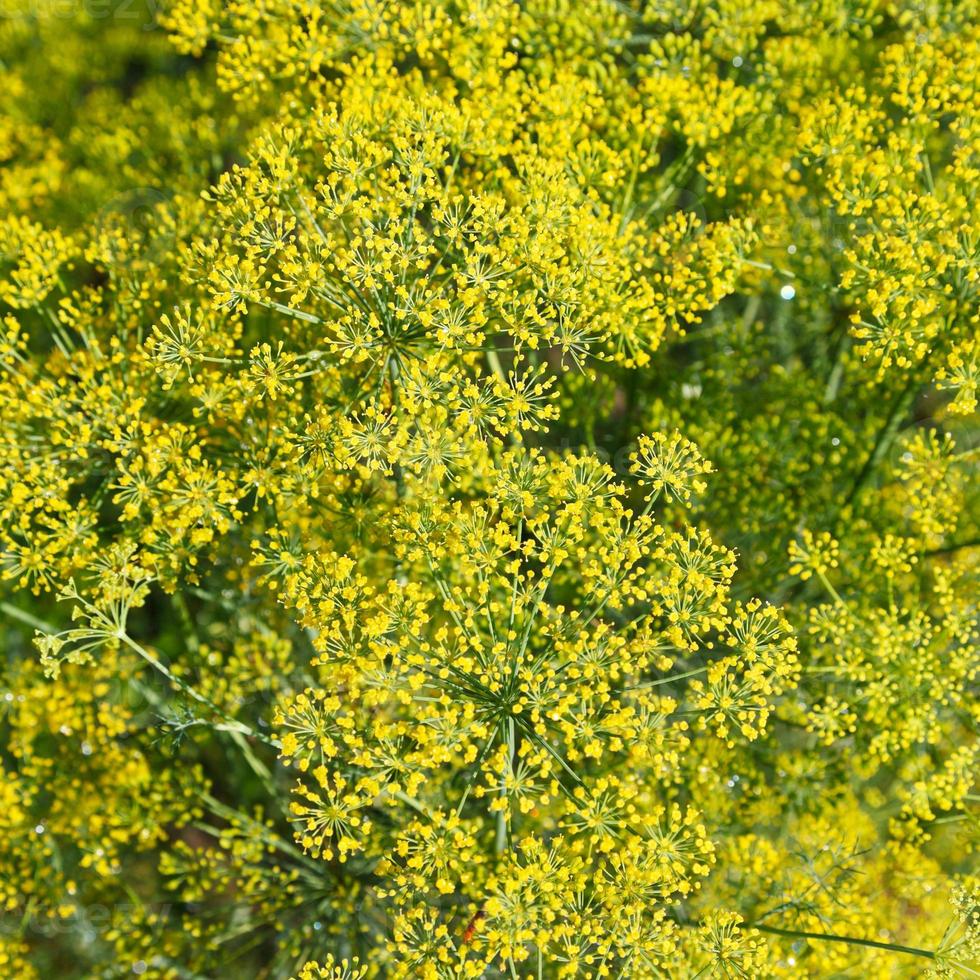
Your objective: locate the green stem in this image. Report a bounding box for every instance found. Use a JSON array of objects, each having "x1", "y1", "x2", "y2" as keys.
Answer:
[
  {"x1": 815, "y1": 569, "x2": 846, "y2": 608},
  {"x1": 485, "y1": 347, "x2": 507, "y2": 383},
  {"x1": 626, "y1": 665, "x2": 707, "y2": 690},
  {"x1": 495, "y1": 719, "x2": 515, "y2": 857},
  {"x1": 752, "y1": 922, "x2": 935, "y2": 961},
  {"x1": 925, "y1": 538, "x2": 980, "y2": 558},
  {"x1": 119, "y1": 632, "x2": 278, "y2": 749},
  {"x1": 838, "y1": 374, "x2": 918, "y2": 518},
  {"x1": 256, "y1": 299, "x2": 322, "y2": 324},
  {"x1": 200, "y1": 794, "x2": 323, "y2": 875},
  {"x1": 1, "y1": 602, "x2": 58, "y2": 634}
]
